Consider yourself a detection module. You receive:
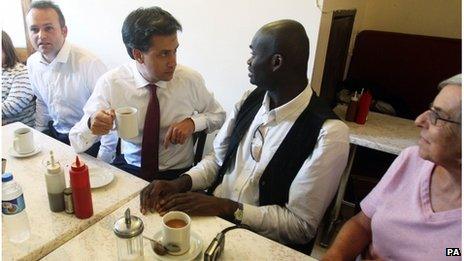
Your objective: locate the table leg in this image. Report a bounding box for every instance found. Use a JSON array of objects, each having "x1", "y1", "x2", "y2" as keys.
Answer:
[{"x1": 319, "y1": 144, "x2": 357, "y2": 247}]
